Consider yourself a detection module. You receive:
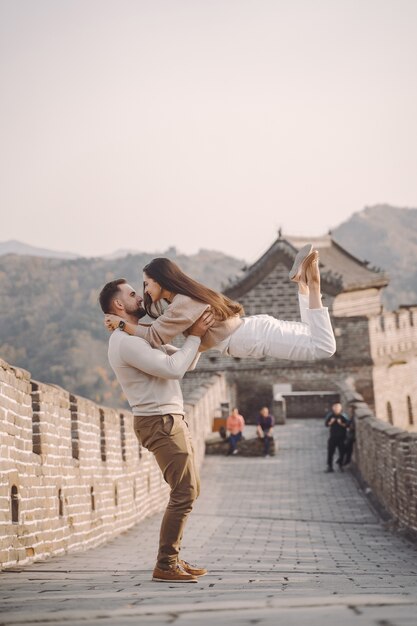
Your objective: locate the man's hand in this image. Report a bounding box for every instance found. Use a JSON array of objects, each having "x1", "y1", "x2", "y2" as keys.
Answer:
[
  {"x1": 188, "y1": 310, "x2": 215, "y2": 337},
  {"x1": 104, "y1": 314, "x2": 124, "y2": 332}
]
